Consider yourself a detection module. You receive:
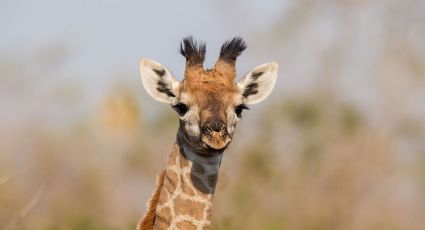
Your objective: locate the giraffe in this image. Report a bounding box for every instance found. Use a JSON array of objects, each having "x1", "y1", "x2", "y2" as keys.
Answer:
[{"x1": 137, "y1": 37, "x2": 278, "y2": 230}]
